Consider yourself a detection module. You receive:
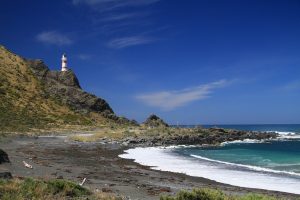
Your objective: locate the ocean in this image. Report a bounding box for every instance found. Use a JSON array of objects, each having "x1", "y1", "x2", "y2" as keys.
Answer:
[{"x1": 120, "y1": 124, "x2": 300, "y2": 194}]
